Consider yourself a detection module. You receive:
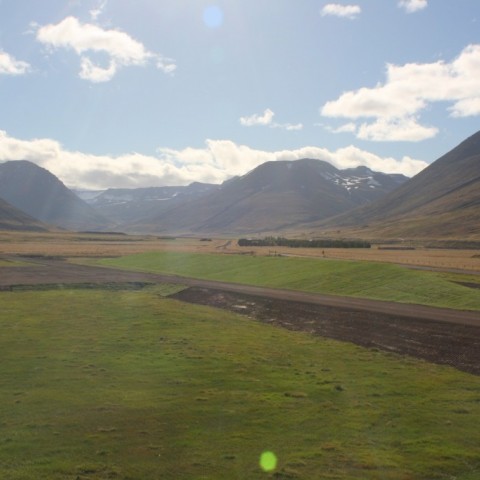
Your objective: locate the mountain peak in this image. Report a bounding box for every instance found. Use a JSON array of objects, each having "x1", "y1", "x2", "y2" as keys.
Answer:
[{"x1": 0, "y1": 160, "x2": 109, "y2": 231}]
